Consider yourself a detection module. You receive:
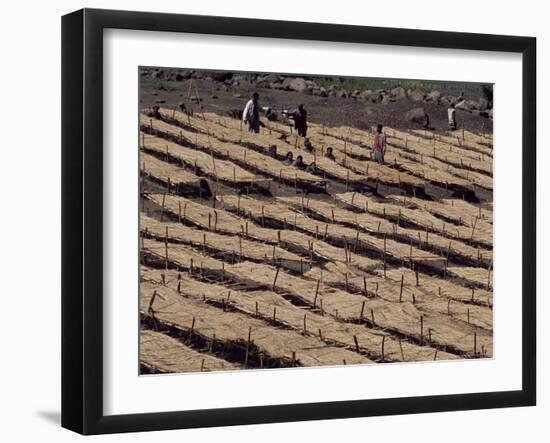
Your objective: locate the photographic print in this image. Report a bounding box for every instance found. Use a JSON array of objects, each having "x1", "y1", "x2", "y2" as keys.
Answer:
[{"x1": 138, "y1": 67, "x2": 493, "y2": 375}]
